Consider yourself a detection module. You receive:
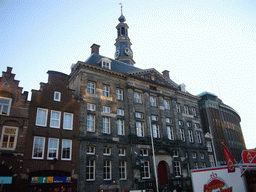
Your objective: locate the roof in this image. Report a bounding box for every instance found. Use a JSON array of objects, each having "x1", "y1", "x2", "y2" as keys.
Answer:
[{"x1": 197, "y1": 91, "x2": 217, "y2": 97}]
